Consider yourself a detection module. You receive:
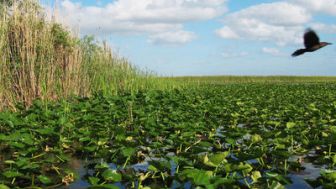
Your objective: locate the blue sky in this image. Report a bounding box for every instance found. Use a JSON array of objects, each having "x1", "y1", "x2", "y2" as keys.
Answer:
[{"x1": 53, "y1": 0, "x2": 336, "y2": 76}]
